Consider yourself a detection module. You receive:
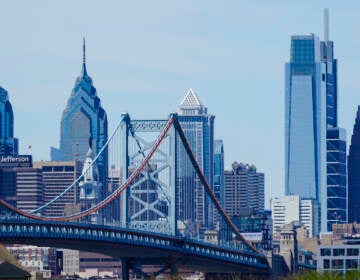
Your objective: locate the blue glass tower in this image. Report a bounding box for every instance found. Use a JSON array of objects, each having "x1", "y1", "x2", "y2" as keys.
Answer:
[
  {"x1": 0, "y1": 86, "x2": 18, "y2": 156},
  {"x1": 214, "y1": 139, "x2": 224, "y2": 206},
  {"x1": 321, "y1": 9, "x2": 338, "y2": 127},
  {"x1": 285, "y1": 34, "x2": 328, "y2": 232},
  {"x1": 326, "y1": 128, "x2": 346, "y2": 229},
  {"x1": 59, "y1": 39, "x2": 108, "y2": 189},
  {"x1": 348, "y1": 106, "x2": 360, "y2": 223},
  {"x1": 321, "y1": 10, "x2": 347, "y2": 230},
  {"x1": 285, "y1": 10, "x2": 346, "y2": 232},
  {"x1": 177, "y1": 88, "x2": 215, "y2": 231},
  {"x1": 213, "y1": 139, "x2": 224, "y2": 225}
]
